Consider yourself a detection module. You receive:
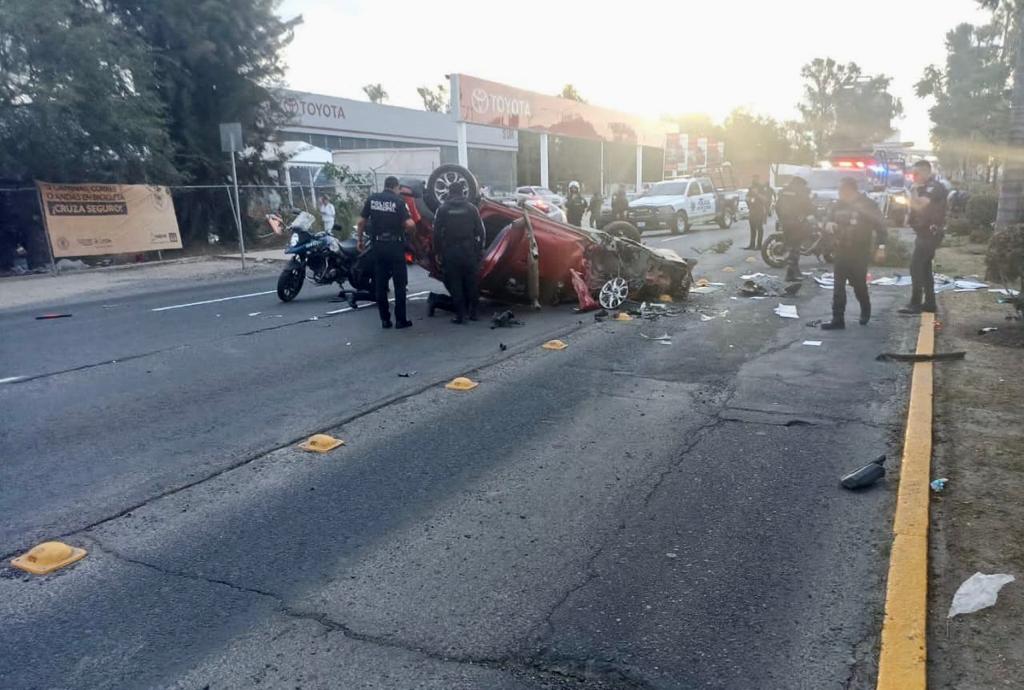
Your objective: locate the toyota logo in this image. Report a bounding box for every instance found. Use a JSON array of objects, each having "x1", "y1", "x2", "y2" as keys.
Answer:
[
  {"x1": 471, "y1": 88, "x2": 489, "y2": 114},
  {"x1": 282, "y1": 98, "x2": 300, "y2": 116}
]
